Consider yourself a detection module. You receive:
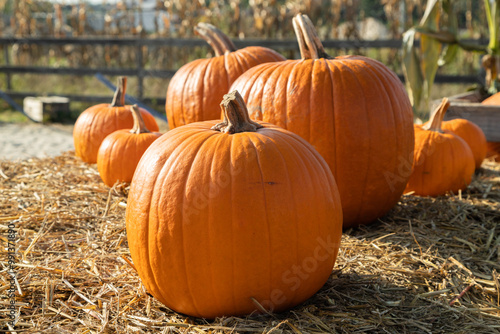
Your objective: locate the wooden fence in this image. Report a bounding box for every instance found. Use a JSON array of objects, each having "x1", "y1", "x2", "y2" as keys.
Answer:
[{"x1": 0, "y1": 36, "x2": 487, "y2": 112}]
